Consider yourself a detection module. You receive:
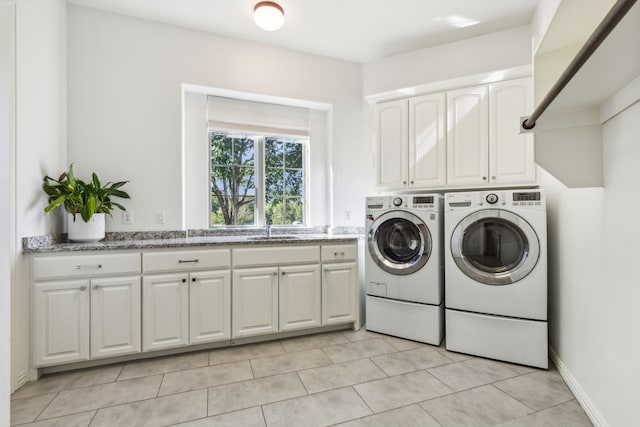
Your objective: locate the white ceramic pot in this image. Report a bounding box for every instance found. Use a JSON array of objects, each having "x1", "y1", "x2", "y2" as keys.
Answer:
[{"x1": 67, "y1": 212, "x2": 106, "y2": 242}]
